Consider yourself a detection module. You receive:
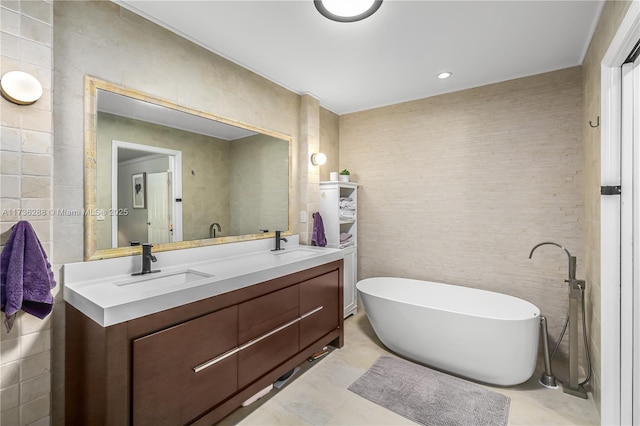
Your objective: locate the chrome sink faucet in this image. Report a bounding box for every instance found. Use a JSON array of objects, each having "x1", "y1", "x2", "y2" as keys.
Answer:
[
  {"x1": 272, "y1": 230, "x2": 288, "y2": 251},
  {"x1": 133, "y1": 243, "x2": 160, "y2": 276}
]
